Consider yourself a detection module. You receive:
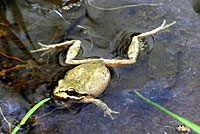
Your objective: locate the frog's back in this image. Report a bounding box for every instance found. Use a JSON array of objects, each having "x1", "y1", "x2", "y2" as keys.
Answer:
[{"x1": 64, "y1": 60, "x2": 110, "y2": 96}]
